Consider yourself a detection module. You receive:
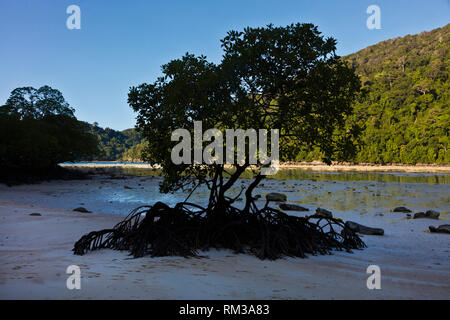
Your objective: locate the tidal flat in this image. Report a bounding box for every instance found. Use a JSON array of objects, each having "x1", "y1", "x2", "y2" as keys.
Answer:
[{"x1": 0, "y1": 168, "x2": 449, "y2": 299}]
